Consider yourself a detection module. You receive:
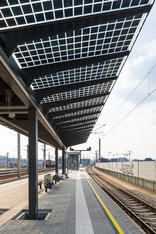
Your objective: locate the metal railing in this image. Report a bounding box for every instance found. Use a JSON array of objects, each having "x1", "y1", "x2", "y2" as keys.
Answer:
[{"x1": 95, "y1": 166, "x2": 156, "y2": 192}]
